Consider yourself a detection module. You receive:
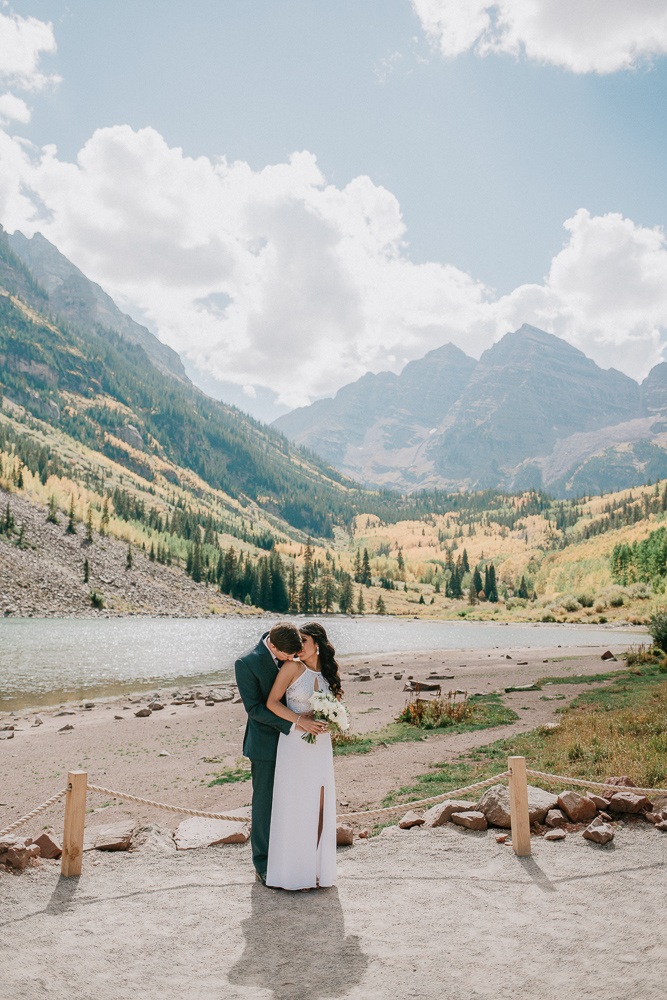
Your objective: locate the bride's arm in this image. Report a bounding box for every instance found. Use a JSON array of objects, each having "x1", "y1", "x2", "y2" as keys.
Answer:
[{"x1": 267, "y1": 664, "x2": 327, "y2": 736}]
